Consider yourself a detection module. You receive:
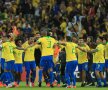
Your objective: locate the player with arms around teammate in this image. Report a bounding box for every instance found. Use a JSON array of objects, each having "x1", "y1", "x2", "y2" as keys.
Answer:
[
  {"x1": 88, "y1": 37, "x2": 107, "y2": 87},
  {"x1": 37, "y1": 30, "x2": 56, "y2": 87},
  {"x1": 23, "y1": 35, "x2": 40, "y2": 87},
  {"x1": 59, "y1": 36, "x2": 78, "y2": 88},
  {"x1": 76, "y1": 37, "x2": 90, "y2": 87},
  {"x1": 14, "y1": 39, "x2": 24, "y2": 87},
  {"x1": 0, "y1": 35, "x2": 24, "y2": 87},
  {"x1": 2, "y1": 35, "x2": 16, "y2": 81}
]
